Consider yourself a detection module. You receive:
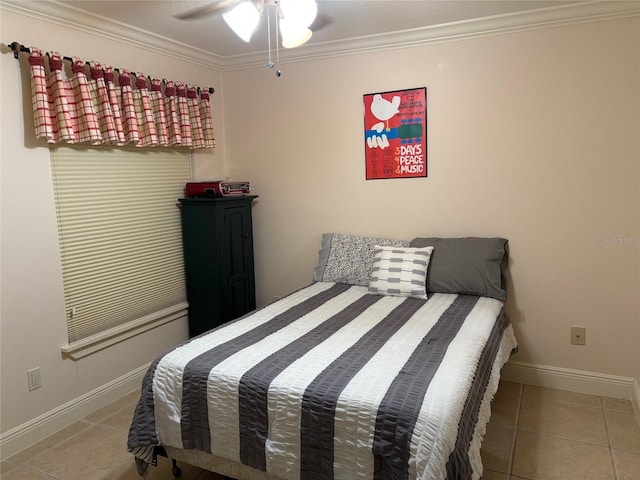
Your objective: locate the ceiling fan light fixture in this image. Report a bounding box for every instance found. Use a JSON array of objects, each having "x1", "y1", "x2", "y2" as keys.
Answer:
[
  {"x1": 280, "y1": 20, "x2": 312, "y2": 48},
  {"x1": 279, "y1": 0, "x2": 318, "y2": 28},
  {"x1": 223, "y1": 2, "x2": 261, "y2": 42}
]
